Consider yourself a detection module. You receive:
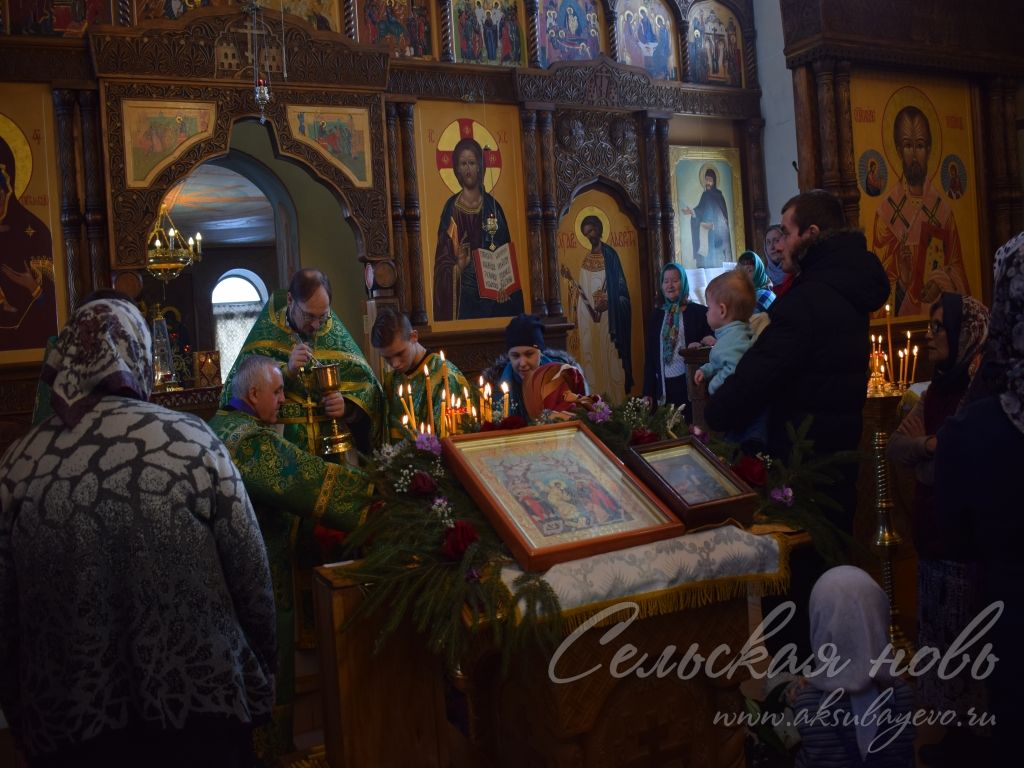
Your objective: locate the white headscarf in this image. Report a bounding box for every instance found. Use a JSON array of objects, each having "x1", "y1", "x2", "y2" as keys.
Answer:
[
  {"x1": 808, "y1": 565, "x2": 894, "y2": 759},
  {"x1": 41, "y1": 298, "x2": 153, "y2": 427}
]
